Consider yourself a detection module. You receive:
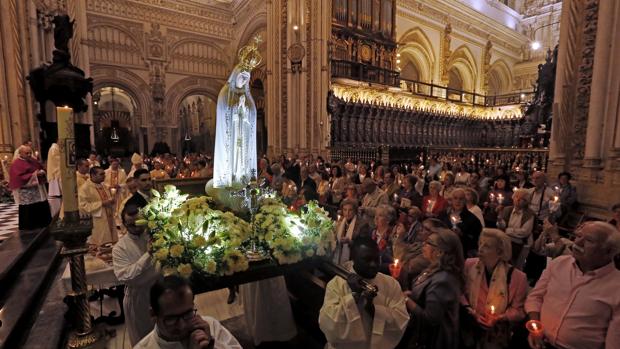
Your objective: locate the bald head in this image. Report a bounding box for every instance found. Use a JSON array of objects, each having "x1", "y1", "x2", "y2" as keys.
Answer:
[{"x1": 18, "y1": 145, "x2": 33, "y2": 159}]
